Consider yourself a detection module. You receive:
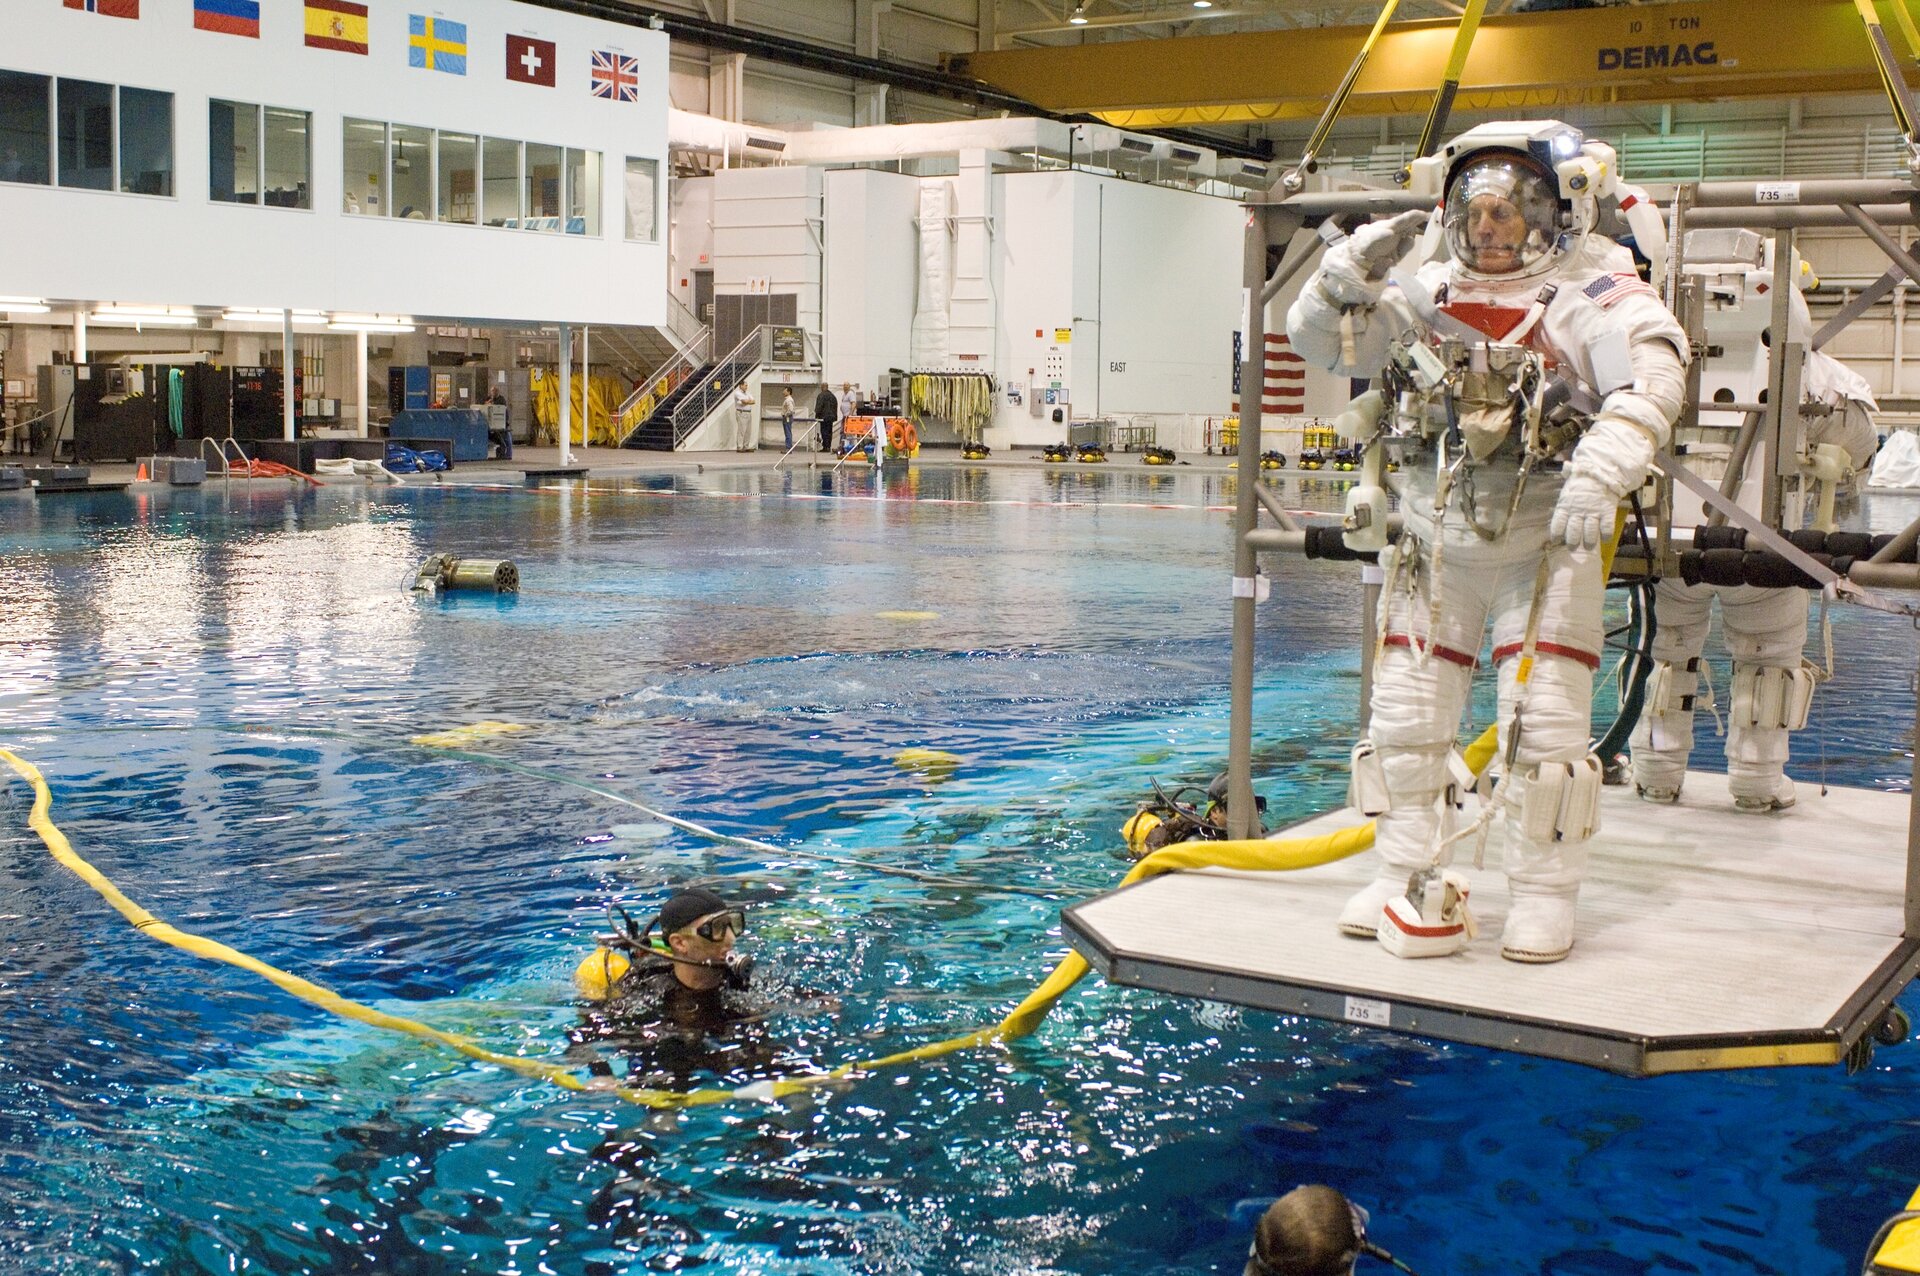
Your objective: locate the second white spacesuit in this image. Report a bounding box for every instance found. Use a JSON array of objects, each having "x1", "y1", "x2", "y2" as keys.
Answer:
[{"x1": 1287, "y1": 121, "x2": 1689, "y2": 963}]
